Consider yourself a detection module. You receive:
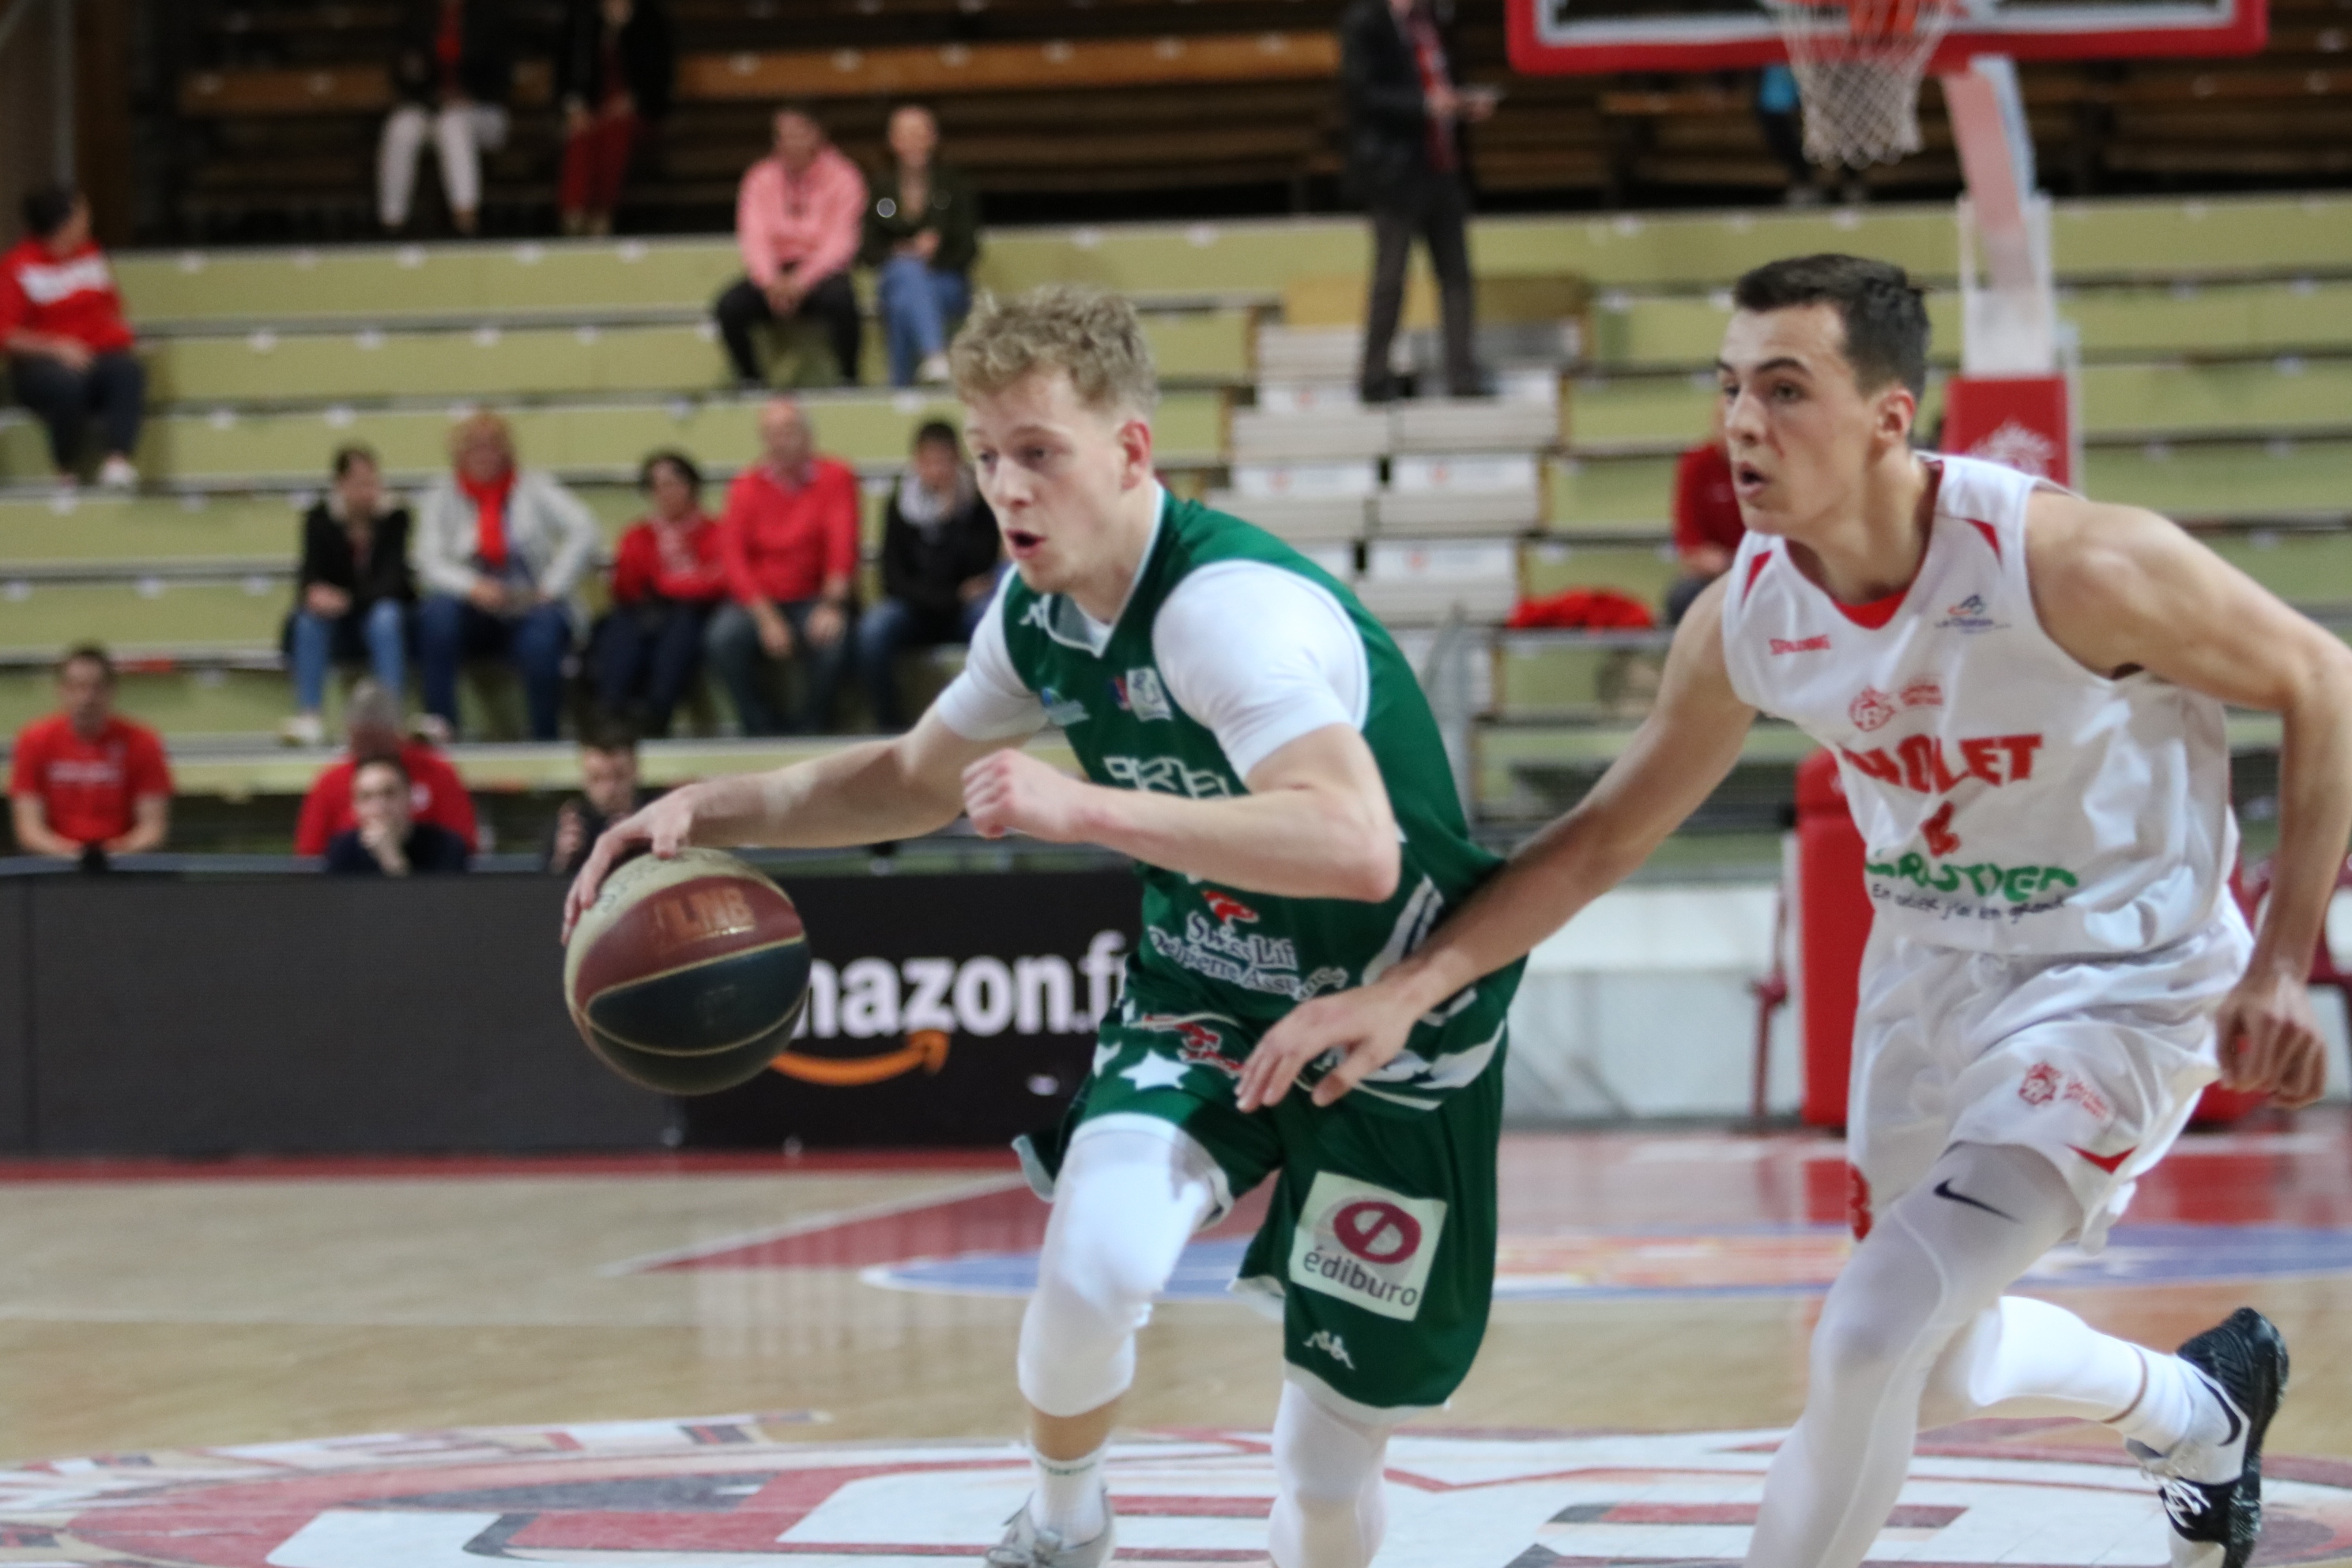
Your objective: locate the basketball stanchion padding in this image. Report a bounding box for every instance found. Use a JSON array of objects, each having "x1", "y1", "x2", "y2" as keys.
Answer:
[{"x1": 564, "y1": 848, "x2": 813, "y2": 1095}]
